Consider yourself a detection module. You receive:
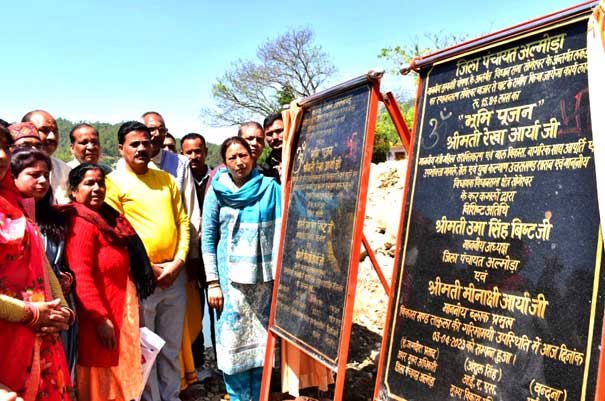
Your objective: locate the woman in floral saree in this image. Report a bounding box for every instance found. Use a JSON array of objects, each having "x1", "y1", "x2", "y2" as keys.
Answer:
[{"x1": 0, "y1": 126, "x2": 75, "y2": 401}]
